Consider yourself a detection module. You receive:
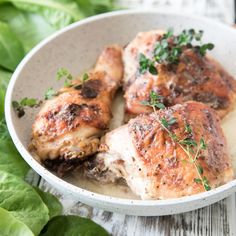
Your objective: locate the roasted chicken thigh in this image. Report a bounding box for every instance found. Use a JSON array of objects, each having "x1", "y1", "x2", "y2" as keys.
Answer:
[
  {"x1": 123, "y1": 30, "x2": 236, "y2": 119},
  {"x1": 86, "y1": 101, "x2": 233, "y2": 199},
  {"x1": 30, "y1": 45, "x2": 123, "y2": 174}
]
